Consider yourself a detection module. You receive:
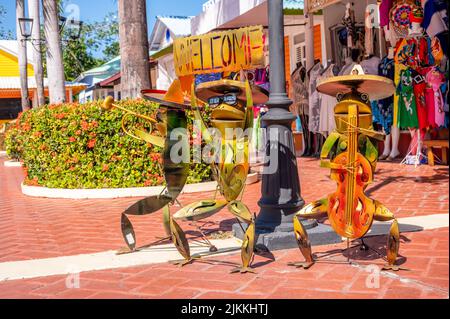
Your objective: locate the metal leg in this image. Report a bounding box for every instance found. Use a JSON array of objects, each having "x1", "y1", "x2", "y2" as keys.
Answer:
[
  {"x1": 382, "y1": 219, "x2": 405, "y2": 271},
  {"x1": 287, "y1": 215, "x2": 315, "y2": 269}
]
